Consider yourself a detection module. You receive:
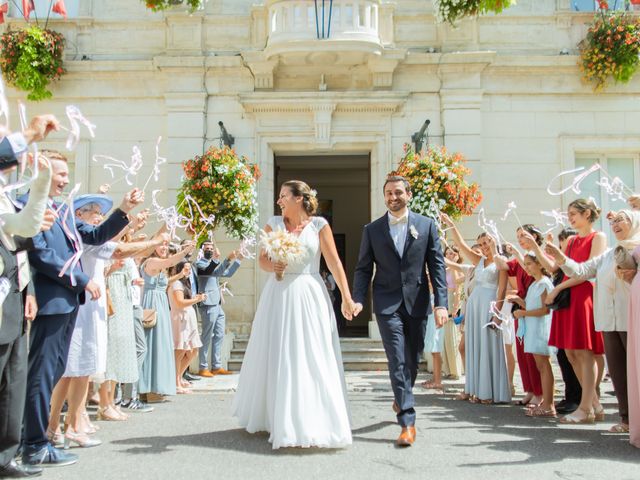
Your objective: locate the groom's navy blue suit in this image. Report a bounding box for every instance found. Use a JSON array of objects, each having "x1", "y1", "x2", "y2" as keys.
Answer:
[{"x1": 353, "y1": 211, "x2": 447, "y2": 427}]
